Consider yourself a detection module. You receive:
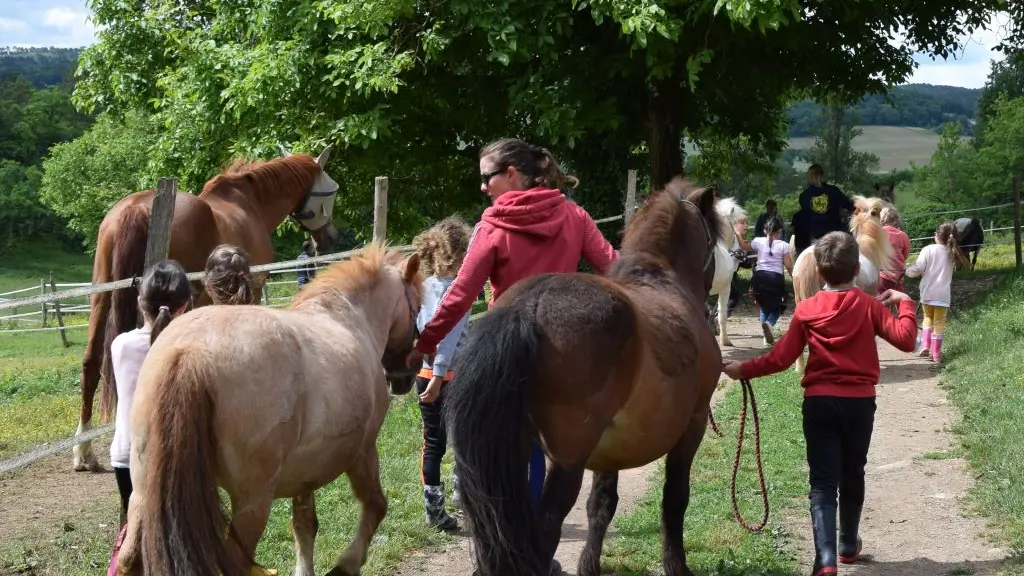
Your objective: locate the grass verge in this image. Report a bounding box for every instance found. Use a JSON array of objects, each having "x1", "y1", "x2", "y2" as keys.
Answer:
[
  {"x1": 942, "y1": 271, "x2": 1024, "y2": 555},
  {"x1": 602, "y1": 372, "x2": 810, "y2": 576}
]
